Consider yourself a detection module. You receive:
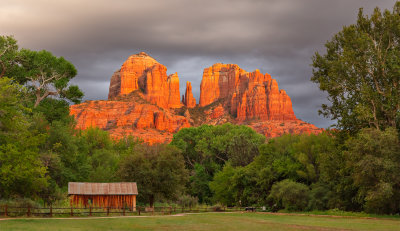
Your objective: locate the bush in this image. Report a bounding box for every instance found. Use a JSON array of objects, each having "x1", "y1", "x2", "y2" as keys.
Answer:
[
  {"x1": 307, "y1": 183, "x2": 334, "y2": 211},
  {"x1": 268, "y1": 179, "x2": 310, "y2": 211},
  {"x1": 0, "y1": 198, "x2": 42, "y2": 217},
  {"x1": 176, "y1": 194, "x2": 198, "y2": 208}
]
